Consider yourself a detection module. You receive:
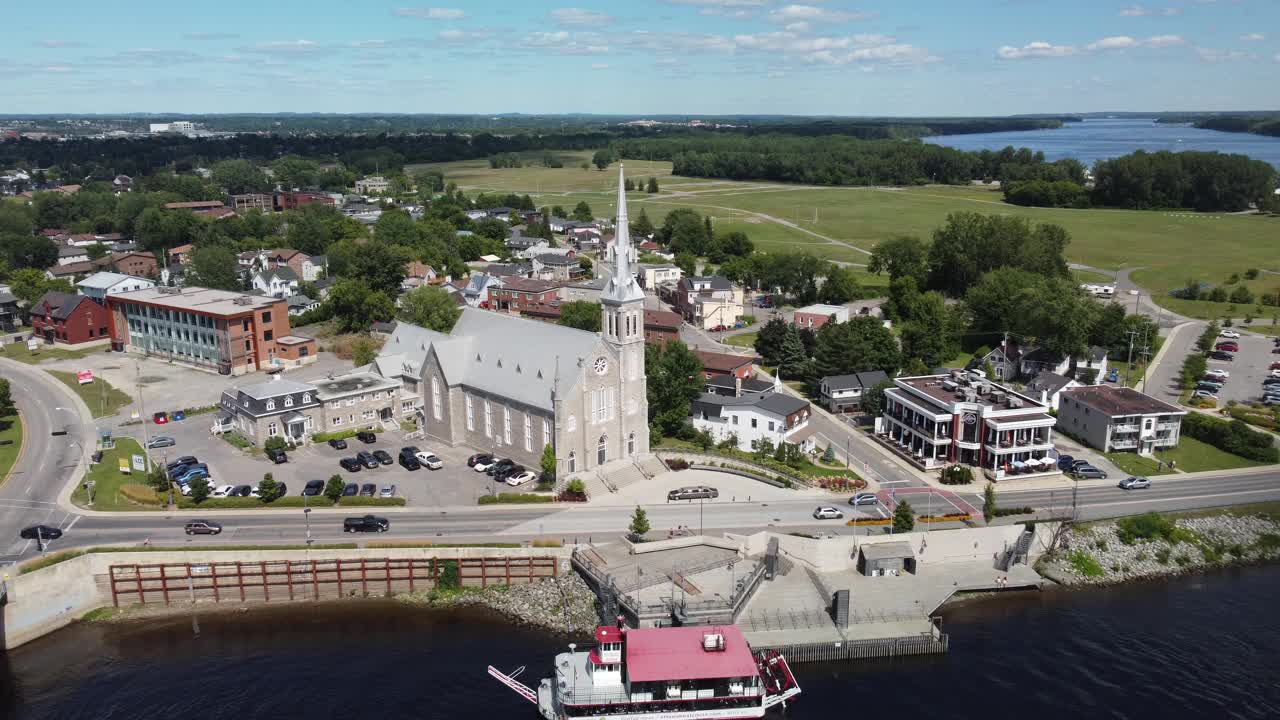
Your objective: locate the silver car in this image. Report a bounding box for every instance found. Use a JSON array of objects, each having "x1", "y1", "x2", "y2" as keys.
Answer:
[
  {"x1": 1118, "y1": 476, "x2": 1151, "y2": 490},
  {"x1": 813, "y1": 507, "x2": 844, "y2": 520}
]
